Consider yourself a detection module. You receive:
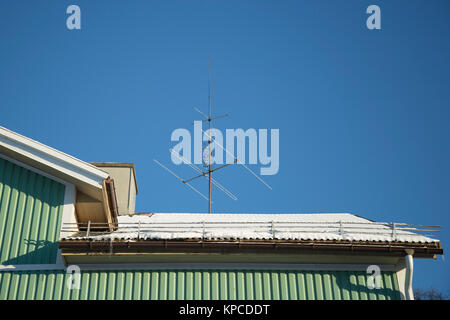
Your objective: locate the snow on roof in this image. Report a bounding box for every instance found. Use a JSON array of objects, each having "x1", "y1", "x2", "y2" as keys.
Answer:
[{"x1": 64, "y1": 213, "x2": 441, "y2": 244}]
